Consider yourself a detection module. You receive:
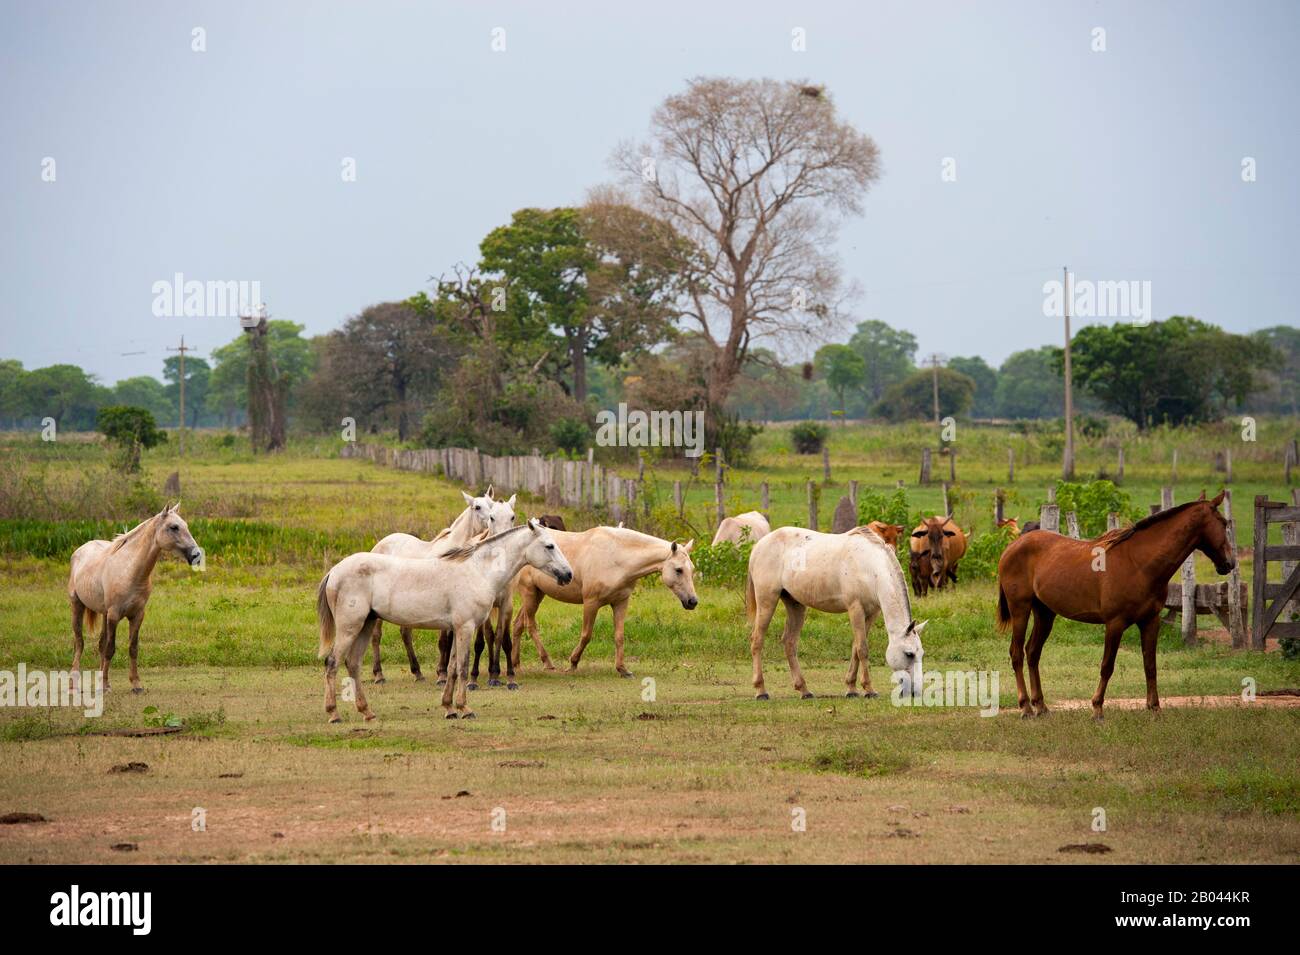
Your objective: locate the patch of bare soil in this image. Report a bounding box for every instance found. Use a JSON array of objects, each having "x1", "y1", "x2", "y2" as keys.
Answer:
[{"x1": 1051, "y1": 693, "x2": 1300, "y2": 711}]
